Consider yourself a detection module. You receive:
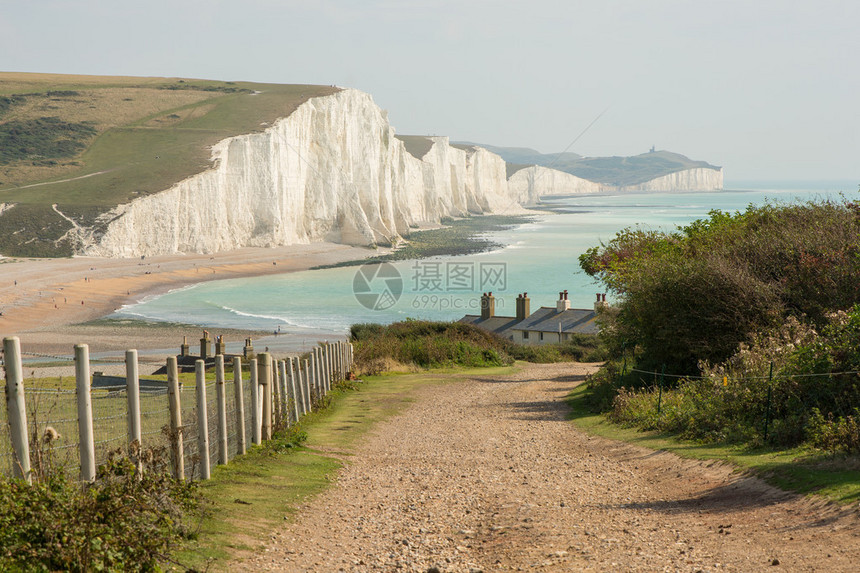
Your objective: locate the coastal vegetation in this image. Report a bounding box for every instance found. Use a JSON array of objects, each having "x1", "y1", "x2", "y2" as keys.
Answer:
[
  {"x1": 0, "y1": 447, "x2": 199, "y2": 571},
  {"x1": 349, "y1": 320, "x2": 607, "y2": 374},
  {"x1": 579, "y1": 196, "x2": 860, "y2": 456}
]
